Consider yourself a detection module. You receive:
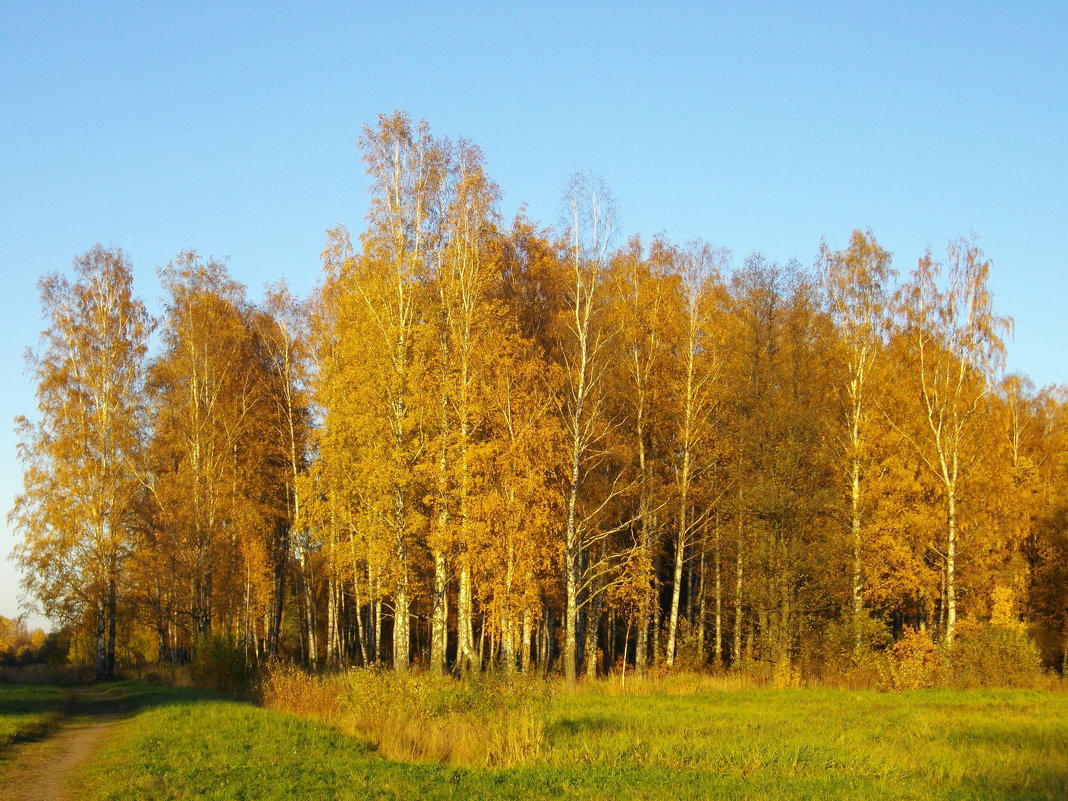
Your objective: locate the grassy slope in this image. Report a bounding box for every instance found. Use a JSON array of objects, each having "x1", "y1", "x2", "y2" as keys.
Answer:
[
  {"x1": 78, "y1": 684, "x2": 1067, "y2": 801},
  {"x1": 0, "y1": 683, "x2": 67, "y2": 757}
]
